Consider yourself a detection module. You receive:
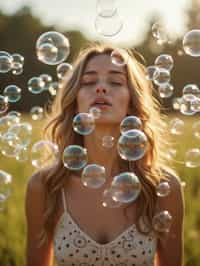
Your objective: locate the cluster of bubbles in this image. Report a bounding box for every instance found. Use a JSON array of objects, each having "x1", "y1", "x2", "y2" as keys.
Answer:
[{"x1": 0, "y1": 51, "x2": 24, "y2": 75}]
